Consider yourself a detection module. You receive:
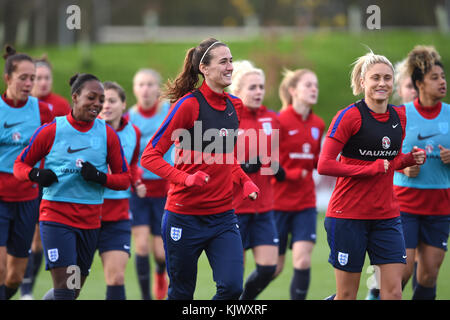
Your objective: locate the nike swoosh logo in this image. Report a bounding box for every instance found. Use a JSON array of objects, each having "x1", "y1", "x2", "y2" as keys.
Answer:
[
  {"x1": 4, "y1": 121, "x2": 25, "y2": 129},
  {"x1": 417, "y1": 133, "x2": 439, "y2": 140},
  {"x1": 392, "y1": 123, "x2": 399, "y2": 128},
  {"x1": 67, "y1": 146, "x2": 90, "y2": 153},
  {"x1": 228, "y1": 111, "x2": 234, "y2": 116}
]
